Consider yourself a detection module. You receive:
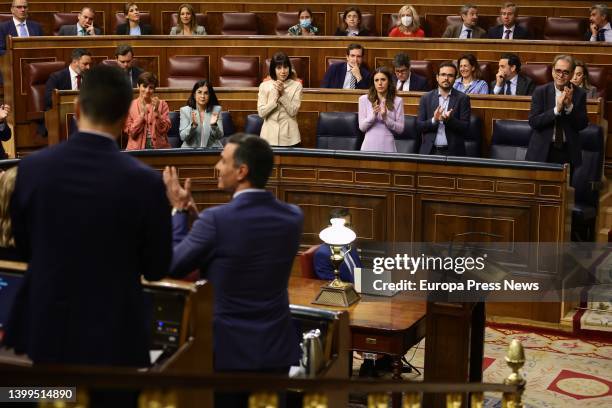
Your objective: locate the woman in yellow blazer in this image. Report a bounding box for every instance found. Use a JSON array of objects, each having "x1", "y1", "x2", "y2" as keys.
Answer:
[{"x1": 257, "y1": 52, "x2": 302, "y2": 146}]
